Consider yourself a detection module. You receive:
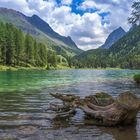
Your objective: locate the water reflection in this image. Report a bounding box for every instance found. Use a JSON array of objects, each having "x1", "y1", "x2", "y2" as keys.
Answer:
[{"x1": 101, "y1": 125, "x2": 137, "y2": 140}]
